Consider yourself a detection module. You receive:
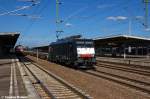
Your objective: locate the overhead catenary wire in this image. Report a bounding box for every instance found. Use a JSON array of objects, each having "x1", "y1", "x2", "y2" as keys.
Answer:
[
  {"x1": 0, "y1": 0, "x2": 40, "y2": 19},
  {"x1": 20, "y1": 0, "x2": 49, "y2": 47},
  {"x1": 63, "y1": 0, "x2": 100, "y2": 23},
  {"x1": 17, "y1": 0, "x2": 42, "y2": 45},
  {"x1": 62, "y1": 0, "x2": 132, "y2": 36},
  {"x1": 0, "y1": 2, "x2": 39, "y2": 16},
  {"x1": 0, "y1": 0, "x2": 41, "y2": 46},
  {"x1": 22, "y1": 0, "x2": 48, "y2": 33}
]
